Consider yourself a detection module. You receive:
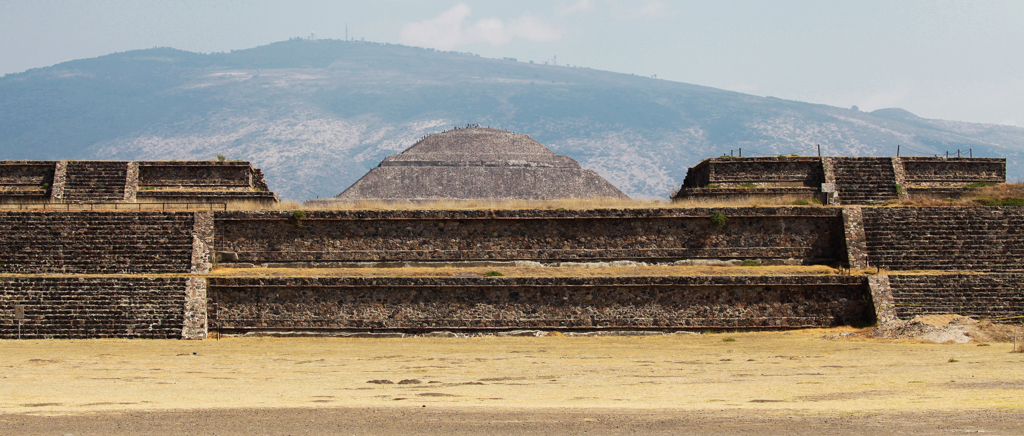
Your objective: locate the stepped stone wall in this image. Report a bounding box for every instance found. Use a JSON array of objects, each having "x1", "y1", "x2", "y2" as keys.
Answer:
[
  {"x1": 206, "y1": 276, "x2": 873, "y2": 331},
  {"x1": 673, "y1": 156, "x2": 1006, "y2": 205},
  {"x1": 0, "y1": 161, "x2": 56, "y2": 203},
  {"x1": 136, "y1": 161, "x2": 277, "y2": 206},
  {"x1": 0, "y1": 160, "x2": 278, "y2": 206},
  {"x1": 862, "y1": 207, "x2": 1024, "y2": 271},
  {"x1": 0, "y1": 277, "x2": 188, "y2": 339},
  {"x1": 214, "y1": 208, "x2": 846, "y2": 265},
  {"x1": 886, "y1": 274, "x2": 1024, "y2": 321},
  {"x1": 0, "y1": 211, "x2": 196, "y2": 274}
]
